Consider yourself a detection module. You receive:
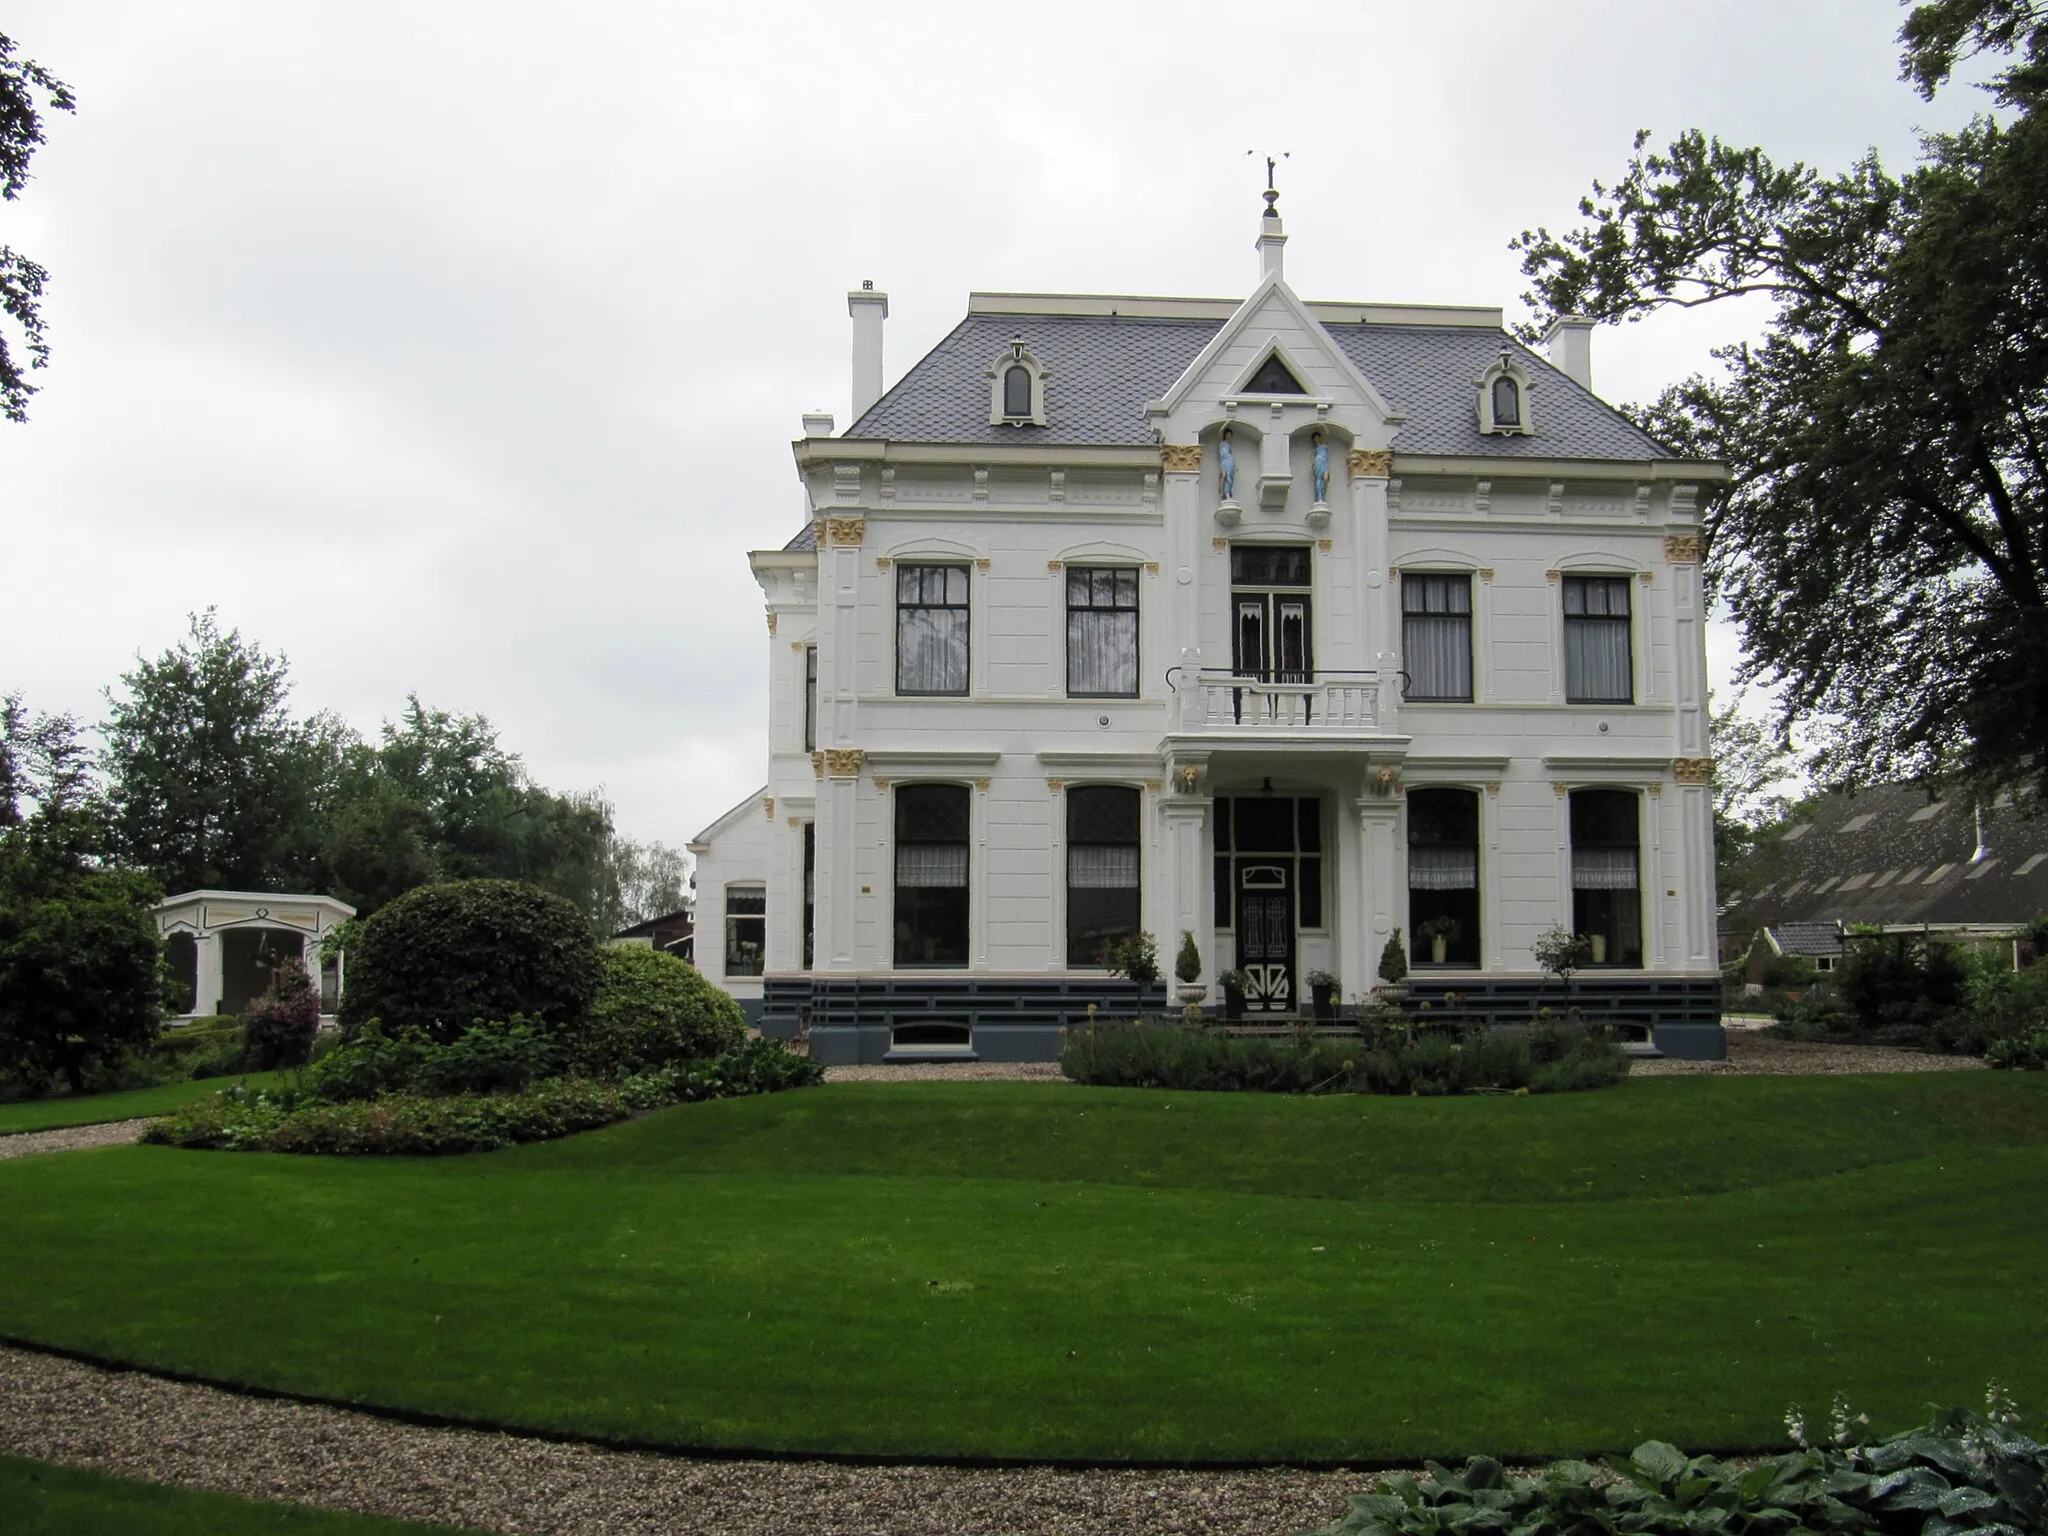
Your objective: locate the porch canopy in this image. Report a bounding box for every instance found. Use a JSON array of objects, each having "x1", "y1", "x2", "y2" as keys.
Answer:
[{"x1": 154, "y1": 890, "x2": 356, "y2": 1019}]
